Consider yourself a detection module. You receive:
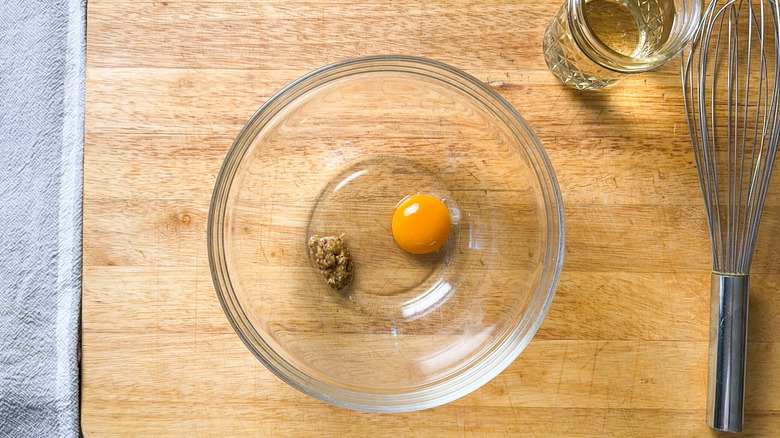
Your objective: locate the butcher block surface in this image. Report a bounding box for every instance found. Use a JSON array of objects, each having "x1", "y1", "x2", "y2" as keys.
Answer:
[{"x1": 82, "y1": 0, "x2": 780, "y2": 436}]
